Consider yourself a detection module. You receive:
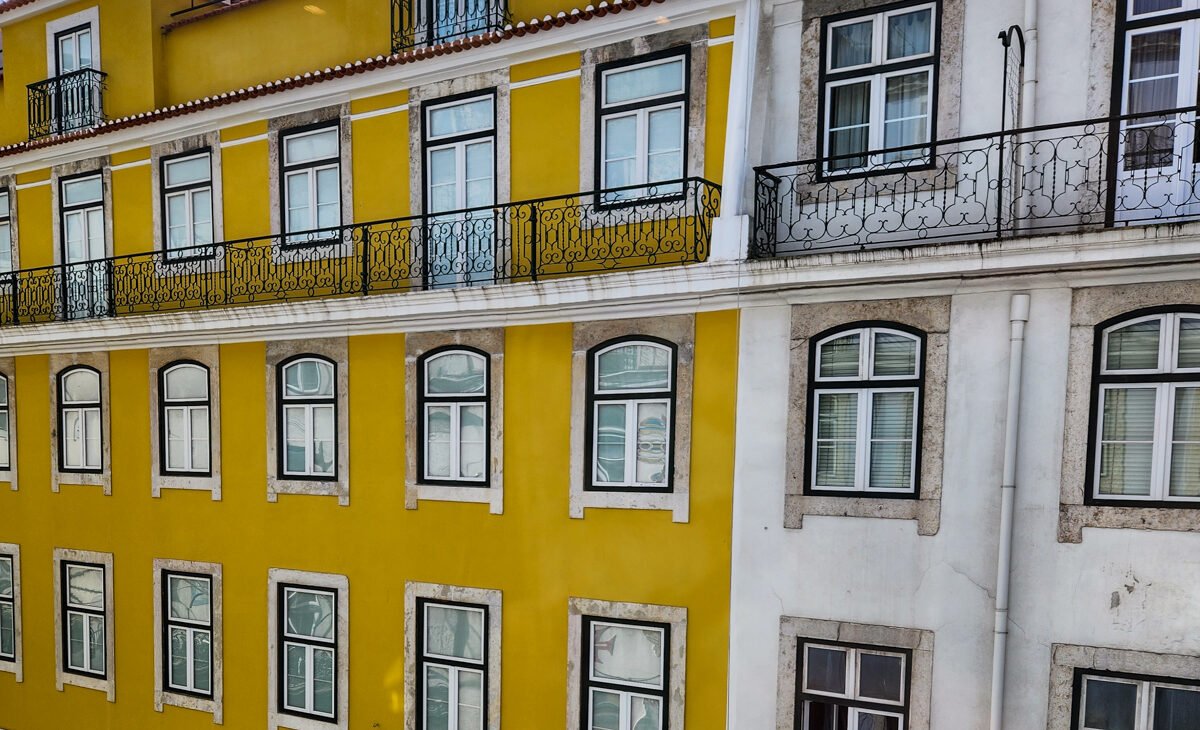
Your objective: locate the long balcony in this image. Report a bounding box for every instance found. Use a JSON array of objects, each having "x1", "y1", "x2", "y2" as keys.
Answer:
[
  {"x1": 391, "y1": 0, "x2": 510, "y2": 54},
  {"x1": 0, "y1": 179, "x2": 719, "y2": 327},
  {"x1": 751, "y1": 108, "x2": 1200, "y2": 258},
  {"x1": 27, "y1": 68, "x2": 107, "y2": 140}
]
